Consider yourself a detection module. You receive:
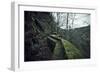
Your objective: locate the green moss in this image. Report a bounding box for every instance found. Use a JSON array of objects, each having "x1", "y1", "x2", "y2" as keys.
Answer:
[{"x1": 61, "y1": 39, "x2": 82, "y2": 59}]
